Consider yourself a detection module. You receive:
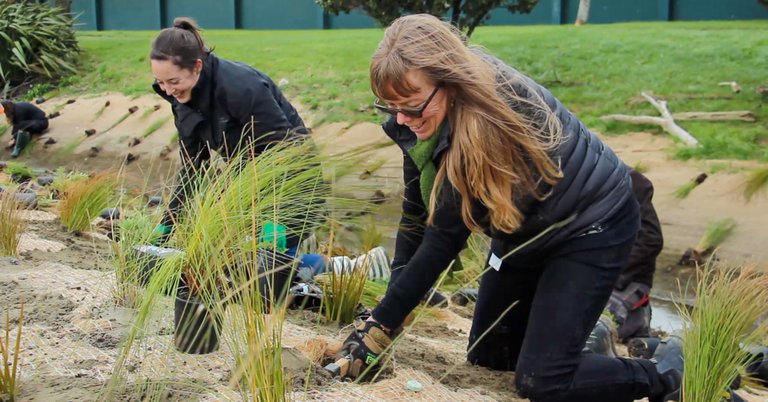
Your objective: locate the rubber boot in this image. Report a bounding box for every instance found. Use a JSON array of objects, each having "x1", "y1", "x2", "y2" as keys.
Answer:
[
  {"x1": 583, "y1": 315, "x2": 618, "y2": 357},
  {"x1": 11, "y1": 130, "x2": 30, "y2": 158},
  {"x1": 650, "y1": 336, "x2": 683, "y2": 402}
]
